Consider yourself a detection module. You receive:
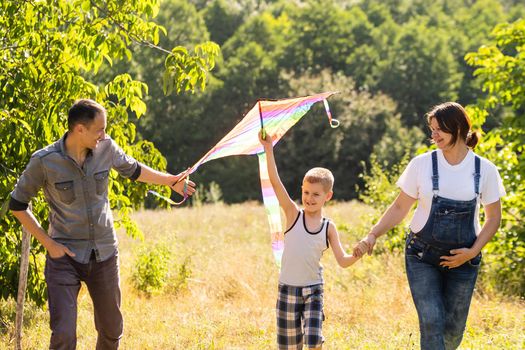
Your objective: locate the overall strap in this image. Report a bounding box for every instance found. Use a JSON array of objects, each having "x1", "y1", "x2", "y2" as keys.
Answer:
[
  {"x1": 431, "y1": 151, "x2": 439, "y2": 196},
  {"x1": 474, "y1": 156, "x2": 481, "y2": 196}
]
